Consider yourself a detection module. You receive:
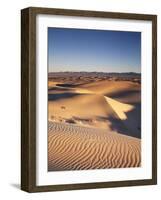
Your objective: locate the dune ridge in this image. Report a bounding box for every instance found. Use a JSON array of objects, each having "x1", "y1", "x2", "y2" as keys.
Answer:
[{"x1": 48, "y1": 121, "x2": 141, "y2": 171}]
